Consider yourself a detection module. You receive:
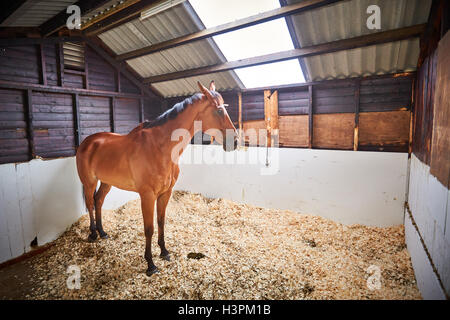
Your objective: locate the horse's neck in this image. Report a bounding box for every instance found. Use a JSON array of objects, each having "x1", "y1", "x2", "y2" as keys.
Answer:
[{"x1": 157, "y1": 99, "x2": 206, "y2": 151}]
